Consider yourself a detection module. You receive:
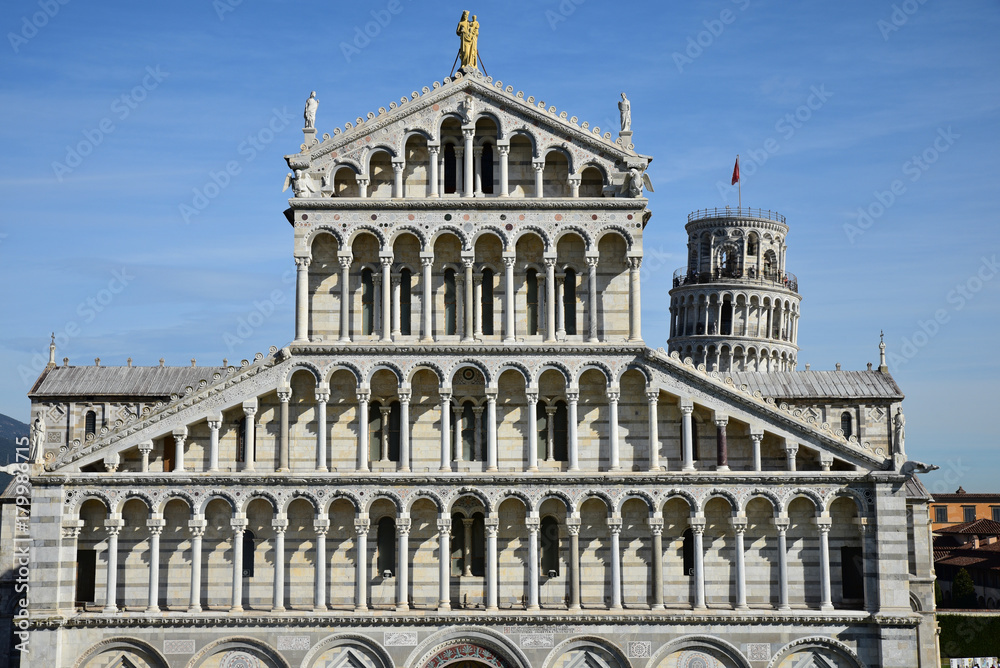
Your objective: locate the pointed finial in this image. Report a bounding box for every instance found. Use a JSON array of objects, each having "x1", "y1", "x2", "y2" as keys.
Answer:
[
  {"x1": 47, "y1": 333, "x2": 56, "y2": 367},
  {"x1": 878, "y1": 330, "x2": 888, "y2": 372}
]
